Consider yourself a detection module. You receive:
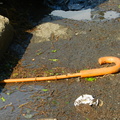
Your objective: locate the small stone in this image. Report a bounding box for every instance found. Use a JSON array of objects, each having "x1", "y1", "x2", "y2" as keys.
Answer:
[
  {"x1": 98, "y1": 99, "x2": 104, "y2": 107},
  {"x1": 75, "y1": 32, "x2": 78, "y2": 35},
  {"x1": 32, "y1": 58, "x2": 35, "y2": 61}
]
